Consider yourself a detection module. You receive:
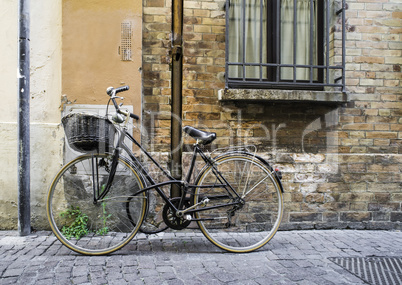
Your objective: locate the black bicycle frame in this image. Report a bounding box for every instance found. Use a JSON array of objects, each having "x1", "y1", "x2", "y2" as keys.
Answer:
[{"x1": 95, "y1": 126, "x2": 242, "y2": 216}]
